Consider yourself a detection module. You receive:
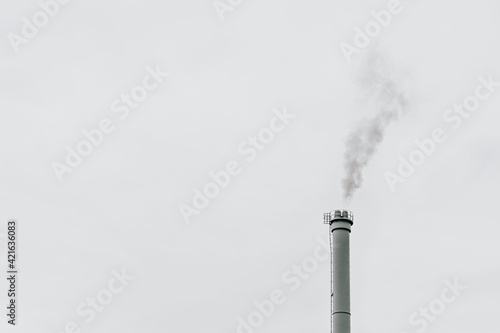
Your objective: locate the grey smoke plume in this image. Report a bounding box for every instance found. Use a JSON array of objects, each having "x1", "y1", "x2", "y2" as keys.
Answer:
[{"x1": 342, "y1": 53, "x2": 409, "y2": 203}]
